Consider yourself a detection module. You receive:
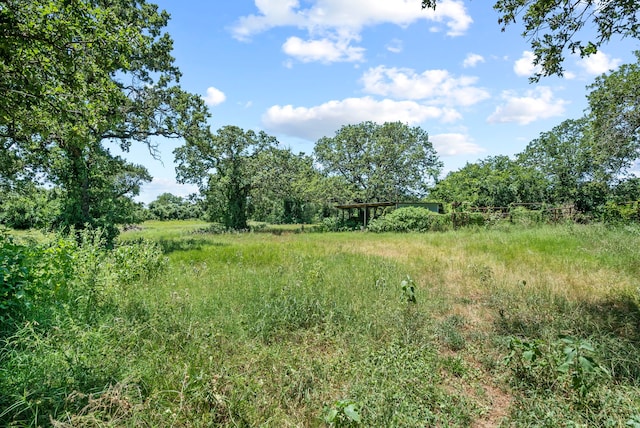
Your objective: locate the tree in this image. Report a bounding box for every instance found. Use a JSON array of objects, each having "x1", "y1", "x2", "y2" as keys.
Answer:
[
  {"x1": 587, "y1": 51, "x2": 640, "y2": 178},
  {"x1": 175, "y1": 126, "x2": 278, "y2": 230},
  {"x1": 314, "y1": 121, "x2": 442, "y2": 203},
  {"x1": 421, "y1": 0, "x2": 640, "y2": 80},
  {"x1": 430, "y1": 155, "x2": 547, "y2": 207},
  {"x1": 147, "y1": 193, "x2": 202, "y2": 220},
  {"x1": 518, "y1": 117, "x2": 608, "y2": 211},
  {"x1": 249, "y1": 148, "x2": 325, "y2": 224},
  {"x1": 0, "y1": 0, "x2": 210, "y2": 242}
]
